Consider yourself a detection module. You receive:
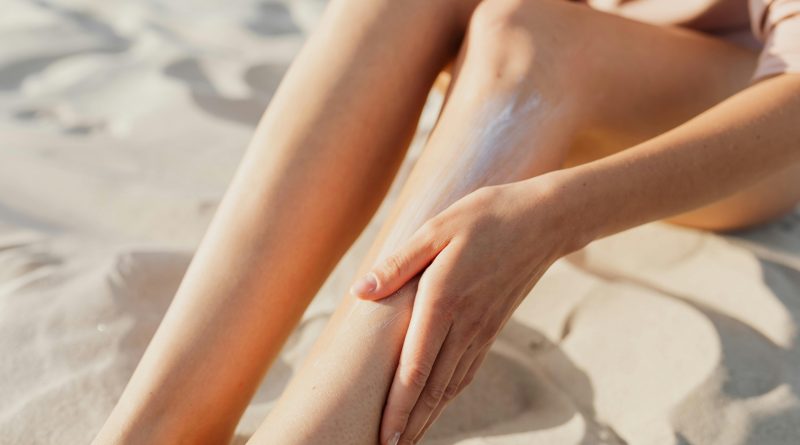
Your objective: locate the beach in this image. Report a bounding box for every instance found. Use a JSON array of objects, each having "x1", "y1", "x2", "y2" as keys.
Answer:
[{"x1": 2, "y1": 0, "x2": 800, "y2": 443}]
